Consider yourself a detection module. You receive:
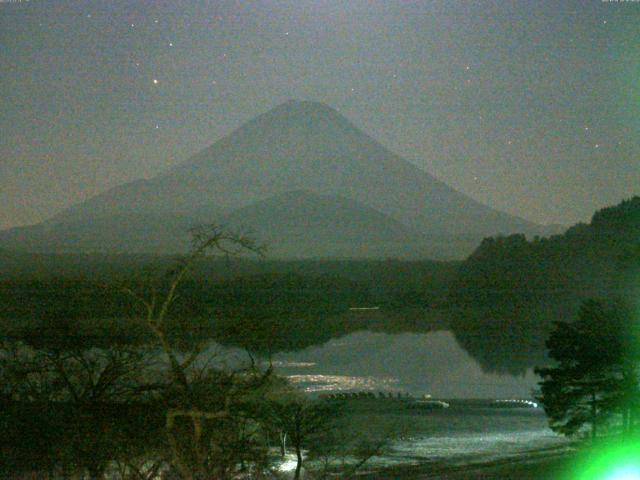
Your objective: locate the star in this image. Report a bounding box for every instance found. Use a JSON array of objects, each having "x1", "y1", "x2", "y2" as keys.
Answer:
[
  {"x1": 168, "y1": 42, "x2": 174, "y2": 47},
  {"x1": 153, "y1": 79, "x2": 159, "y2": 85},
  {"x1": 594, "y1": 144, "x2": 600, "y2": 148}
]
